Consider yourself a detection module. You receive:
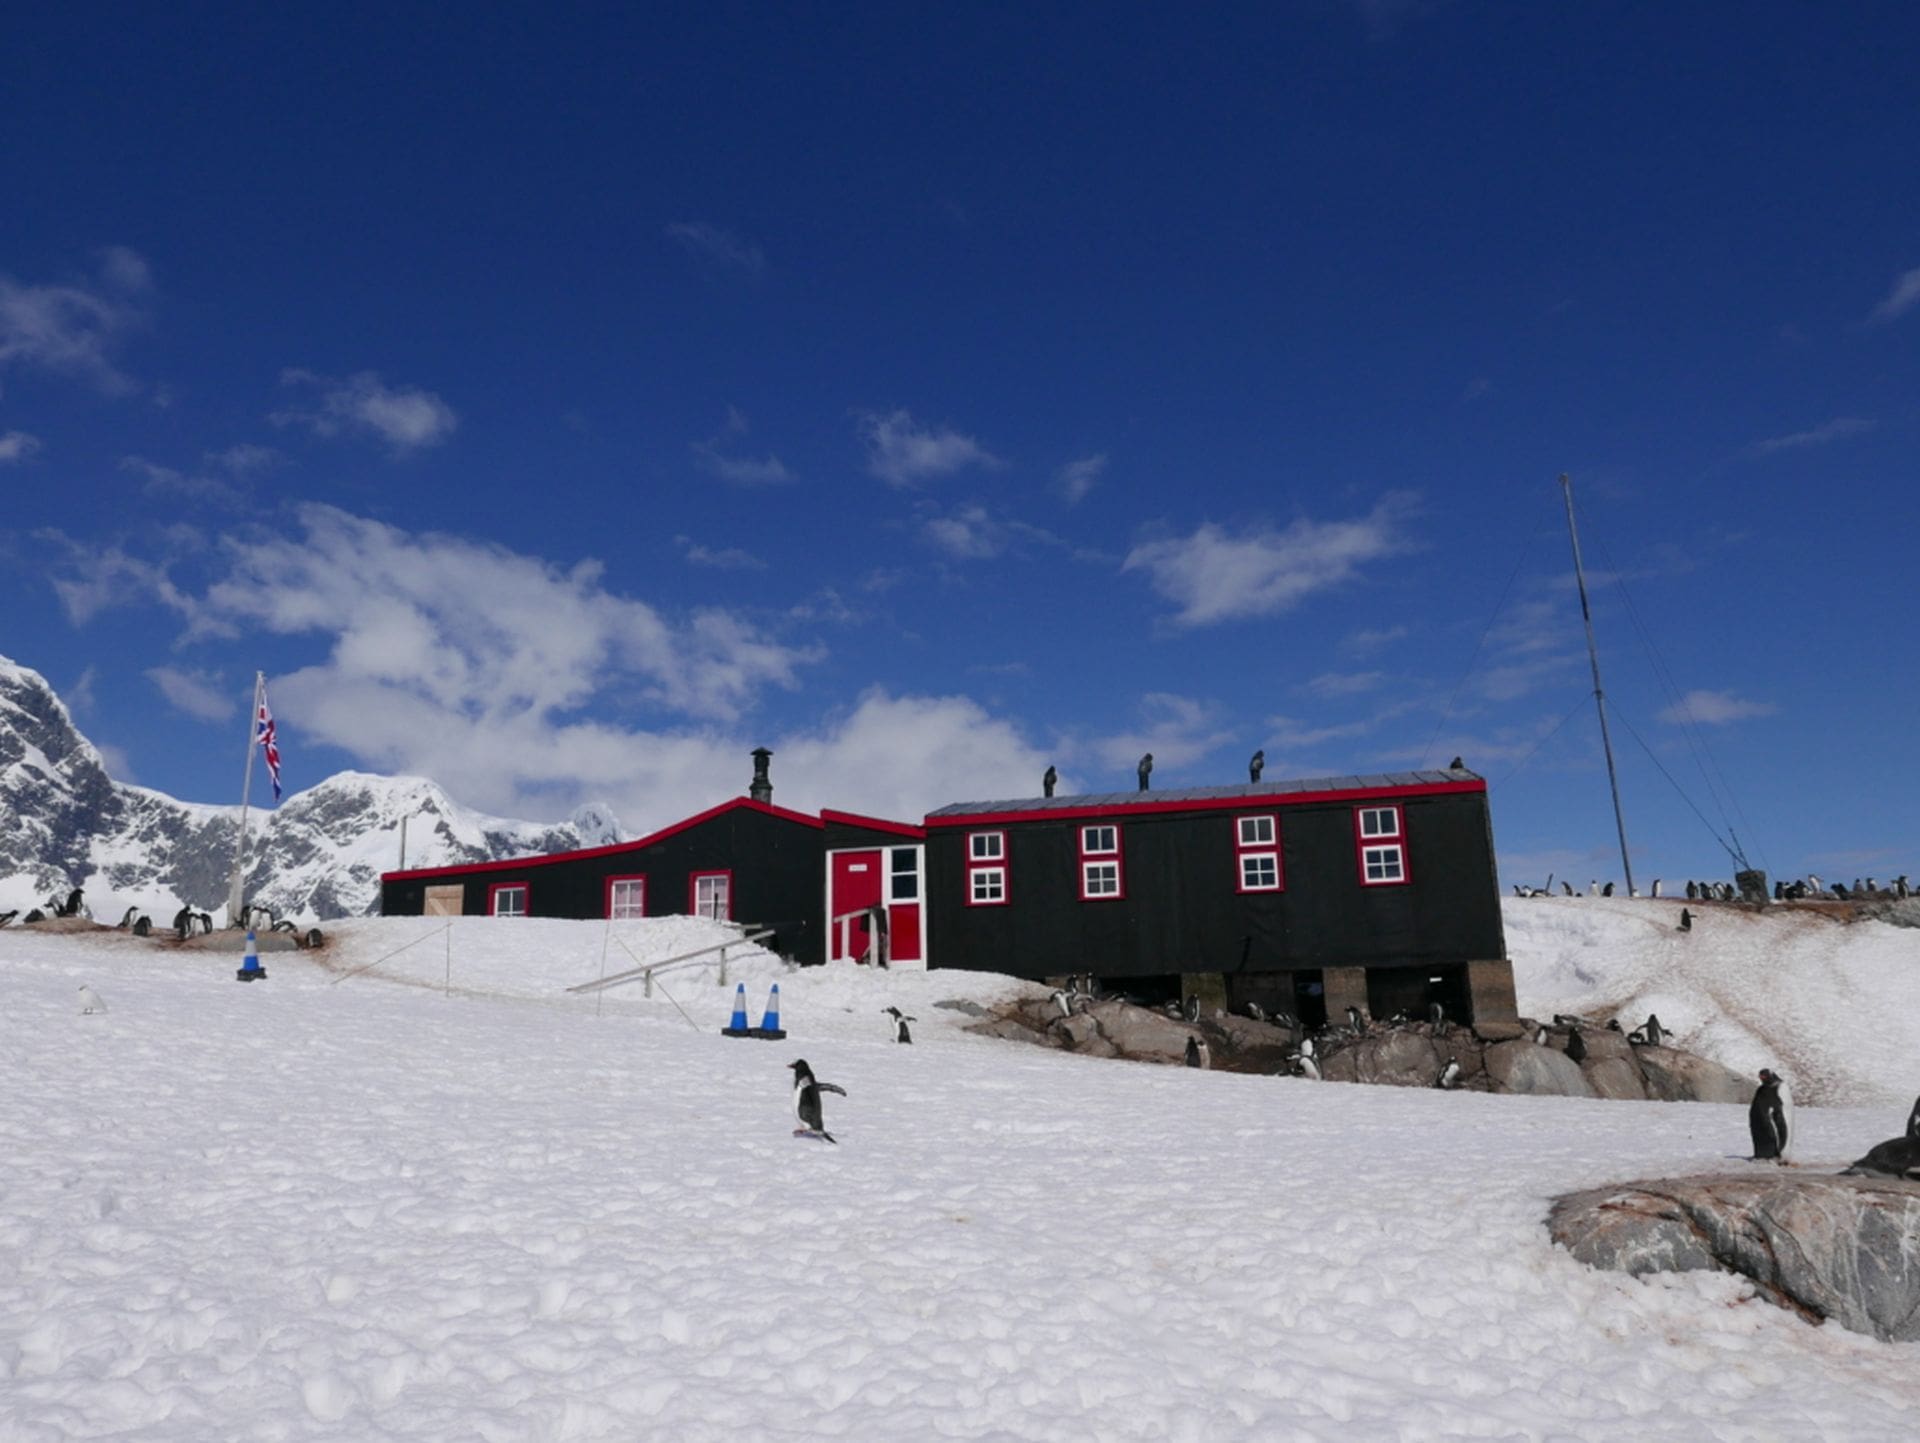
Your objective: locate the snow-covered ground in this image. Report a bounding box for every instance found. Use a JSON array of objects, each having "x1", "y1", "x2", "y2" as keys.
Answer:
[{"x1": 2, "y1": 911, "x2": 1917, "y2": 1441}]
